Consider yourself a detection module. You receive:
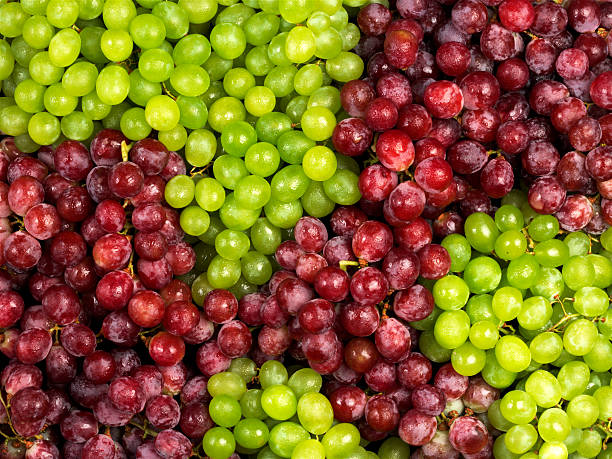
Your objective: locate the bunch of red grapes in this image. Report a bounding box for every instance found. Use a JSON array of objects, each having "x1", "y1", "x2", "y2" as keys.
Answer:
[
  {"x1": 334, "y1": 0, "x2": 612, "y2": 238},
  {"x1": 0, "y1": 131, "x2": 217, "y2": 457}
]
